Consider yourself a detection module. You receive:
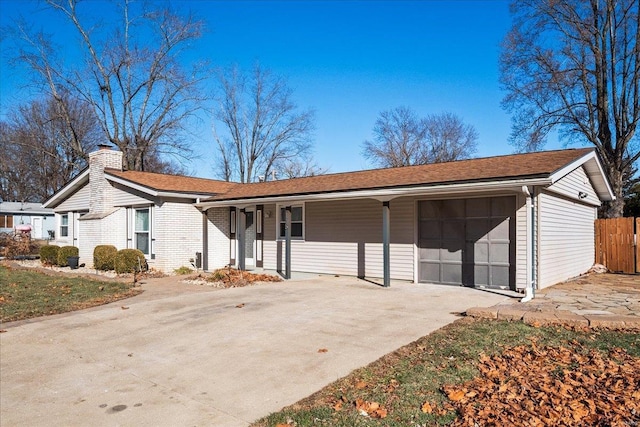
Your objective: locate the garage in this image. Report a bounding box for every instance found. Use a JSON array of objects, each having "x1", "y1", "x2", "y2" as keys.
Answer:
[{"x1": 418, "y1": 196, "x2": 516, "y2": 289}]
